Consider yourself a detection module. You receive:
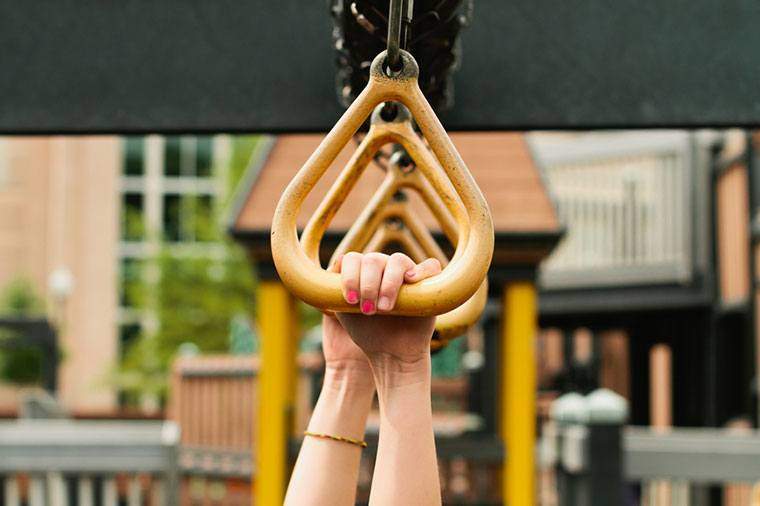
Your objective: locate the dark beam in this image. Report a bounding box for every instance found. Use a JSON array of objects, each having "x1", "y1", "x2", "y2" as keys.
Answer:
[{"x1": 3, "y1": 1, "x2": 760, "y2": 134}]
